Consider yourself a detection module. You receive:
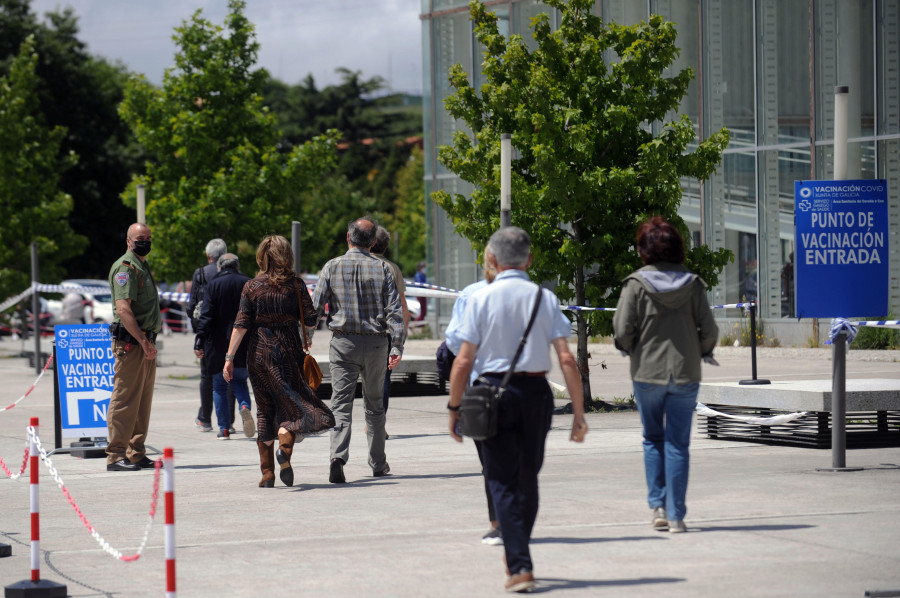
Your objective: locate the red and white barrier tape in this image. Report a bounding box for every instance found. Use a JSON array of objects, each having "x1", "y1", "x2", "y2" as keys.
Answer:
[
  {"x1": 0, "y1": 443, "x2": 30, "y2": 480},
  {"x1": 28, "y1": 426, "x2": 163, "y2": 561},
  {"x1": 1, "y1": 353, "x2": 54, "y2": 413}
]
